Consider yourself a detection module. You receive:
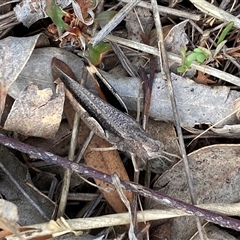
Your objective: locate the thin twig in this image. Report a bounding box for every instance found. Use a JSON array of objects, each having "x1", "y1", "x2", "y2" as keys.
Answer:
[
  {"x1": 56, "y1": 112, "x2": 80, "y2": 218},
  {"x1": 119, "y1": 0, "x2": 201, "y2": 21},
  {"x1": 104, "y1": 34, "x2": 240, "y2": 86},
  {"x1": 89, "y1": 0, "x2": 141, "y2": 46},
  {"x1": 150, "y1": 0, "x2": 205, "y2": 238},
  {"x1": 0, "y1": 160, "x2": 49, "y2": 221},
  {"x1": 57, "y1": 67, "x2": 88, "y2": 217},
  {"x1": 190, "y1": 0, "x2": 240, "y2": 29},
  {"x1": 9, "y1": 203, "x2": 240, "y2": 239},
  {"x1": 0, "y1": 134, "x2": 240, "y2": 231}
]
